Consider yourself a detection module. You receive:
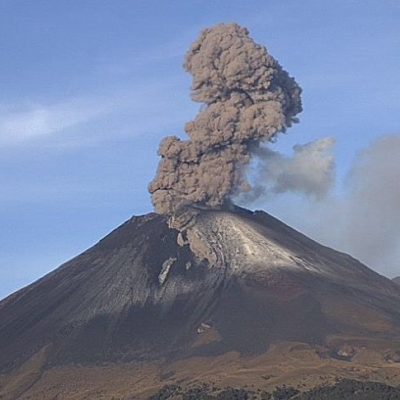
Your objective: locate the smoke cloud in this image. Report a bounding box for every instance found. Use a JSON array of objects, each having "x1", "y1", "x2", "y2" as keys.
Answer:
[
  {"x1": 149, "y1": 23, "x2": 302, "y2": 224},
  {"x1": 249, "y1": 135, "x2": 400, "y2": 278},
  {"x1": 240, "y1": 137, "x2": 336, "y2": 202},
  {"x1": 330, "y1": 135, "x2": 400, "y2": 277}
]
